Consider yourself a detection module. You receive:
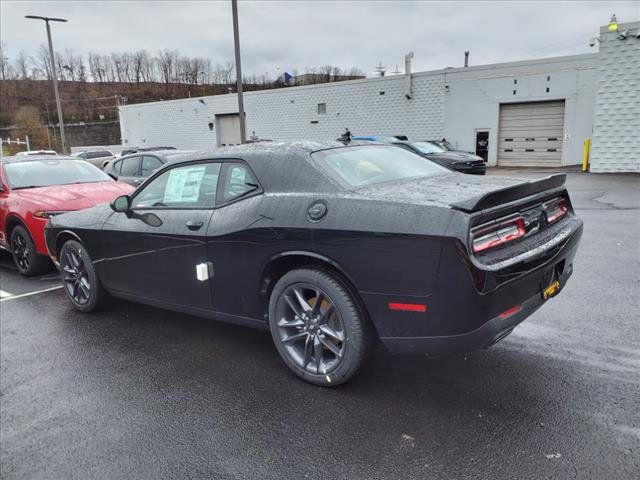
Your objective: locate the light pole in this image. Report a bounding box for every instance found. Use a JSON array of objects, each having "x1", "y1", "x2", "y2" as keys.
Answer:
[
  {"x1": 25, "y1": 15, "x2": 68, "y2": 153},
  {"x1": 231, "y1": 0, "x2": 246, "y2": 143}
]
